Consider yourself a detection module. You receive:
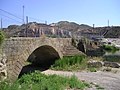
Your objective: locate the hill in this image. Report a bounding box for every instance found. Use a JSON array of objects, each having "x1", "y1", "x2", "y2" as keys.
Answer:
[
  {"x1": 2, "y1": 21, "x2": 120, "y2": 38},
  {"x1": 3, "y1": 21, "x2": 91, "y2": 37},
  {"x1": 51, "y1": 21, "x2": 91, "y2": 31}
]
